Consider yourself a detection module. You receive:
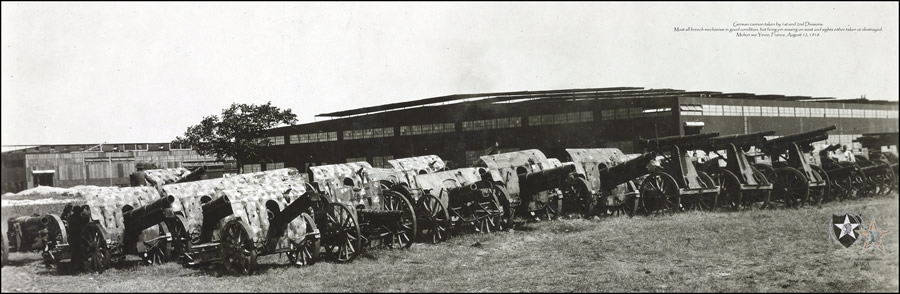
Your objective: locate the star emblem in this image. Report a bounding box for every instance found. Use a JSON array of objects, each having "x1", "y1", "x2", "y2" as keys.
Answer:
[
  {"x1": 855, "y1": 220, "x2": 890, "y2": 251},
  {"x1": 834, "y1": 215, "x2": 860, "y2": 239}
]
